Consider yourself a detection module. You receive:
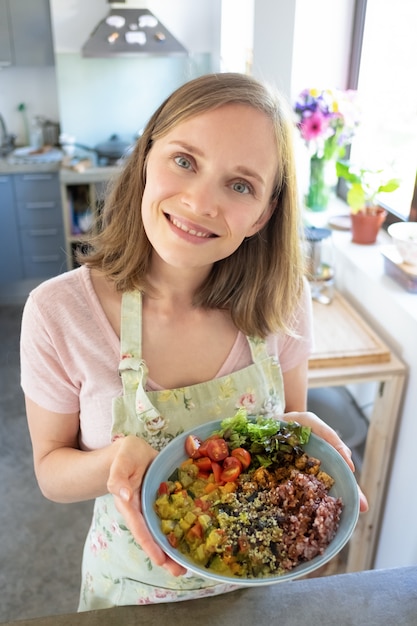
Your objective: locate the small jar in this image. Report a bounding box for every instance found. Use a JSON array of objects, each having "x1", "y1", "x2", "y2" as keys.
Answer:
[{"x1": 304, "y1": 226, "x2": 335, "y2": 304}]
